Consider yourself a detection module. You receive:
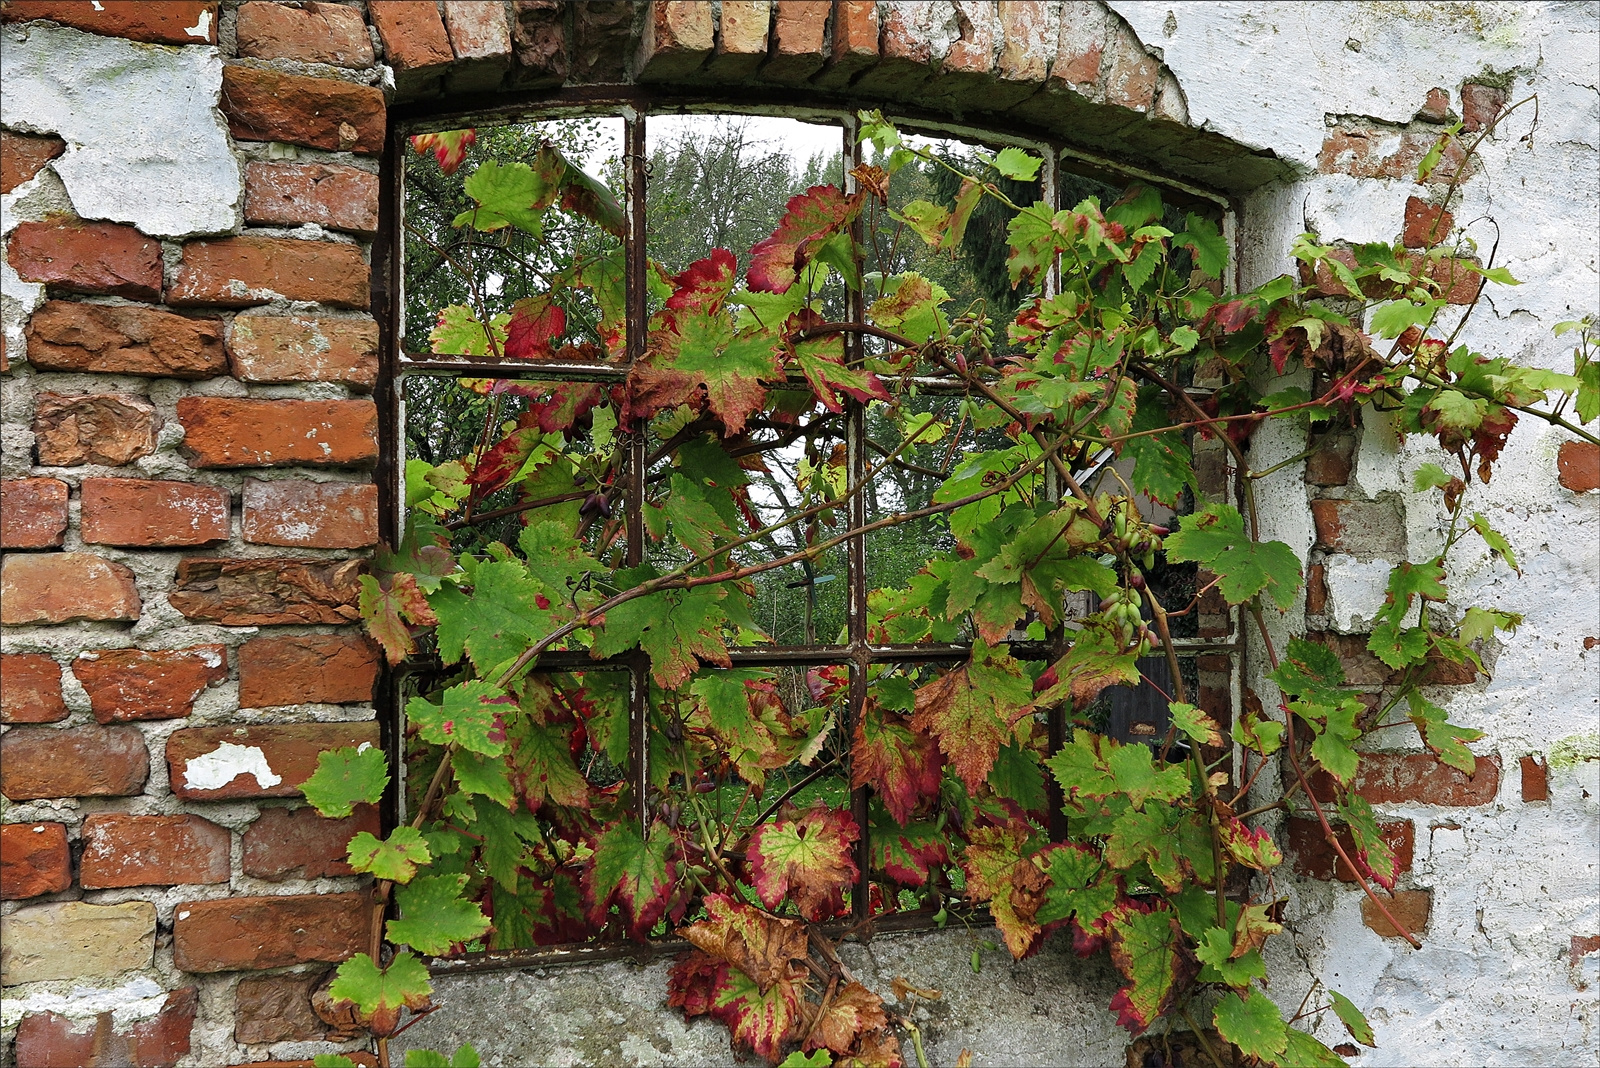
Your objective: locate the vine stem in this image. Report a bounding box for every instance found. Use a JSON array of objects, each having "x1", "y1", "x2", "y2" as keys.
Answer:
[{"x1": 1249, "y1": 605, "x2": 1424, "y2": 950}]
